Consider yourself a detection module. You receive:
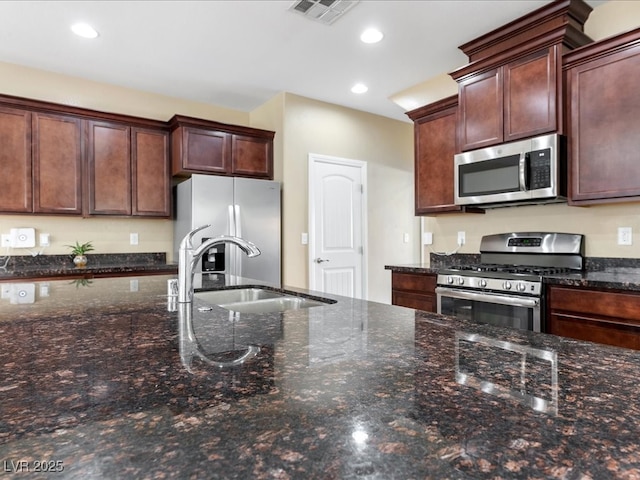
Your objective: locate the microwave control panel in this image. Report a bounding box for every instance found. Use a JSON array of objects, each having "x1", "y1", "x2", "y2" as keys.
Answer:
[{"x1": 528, "y1": 148, "x2": 552, "y2": 189}]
